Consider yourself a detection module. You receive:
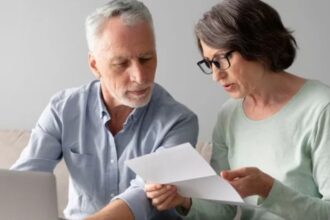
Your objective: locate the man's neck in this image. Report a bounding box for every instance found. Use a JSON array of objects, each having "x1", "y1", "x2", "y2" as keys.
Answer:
[{"x1": 107, "y1": 105, "x2": 133, "y2": 135}]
